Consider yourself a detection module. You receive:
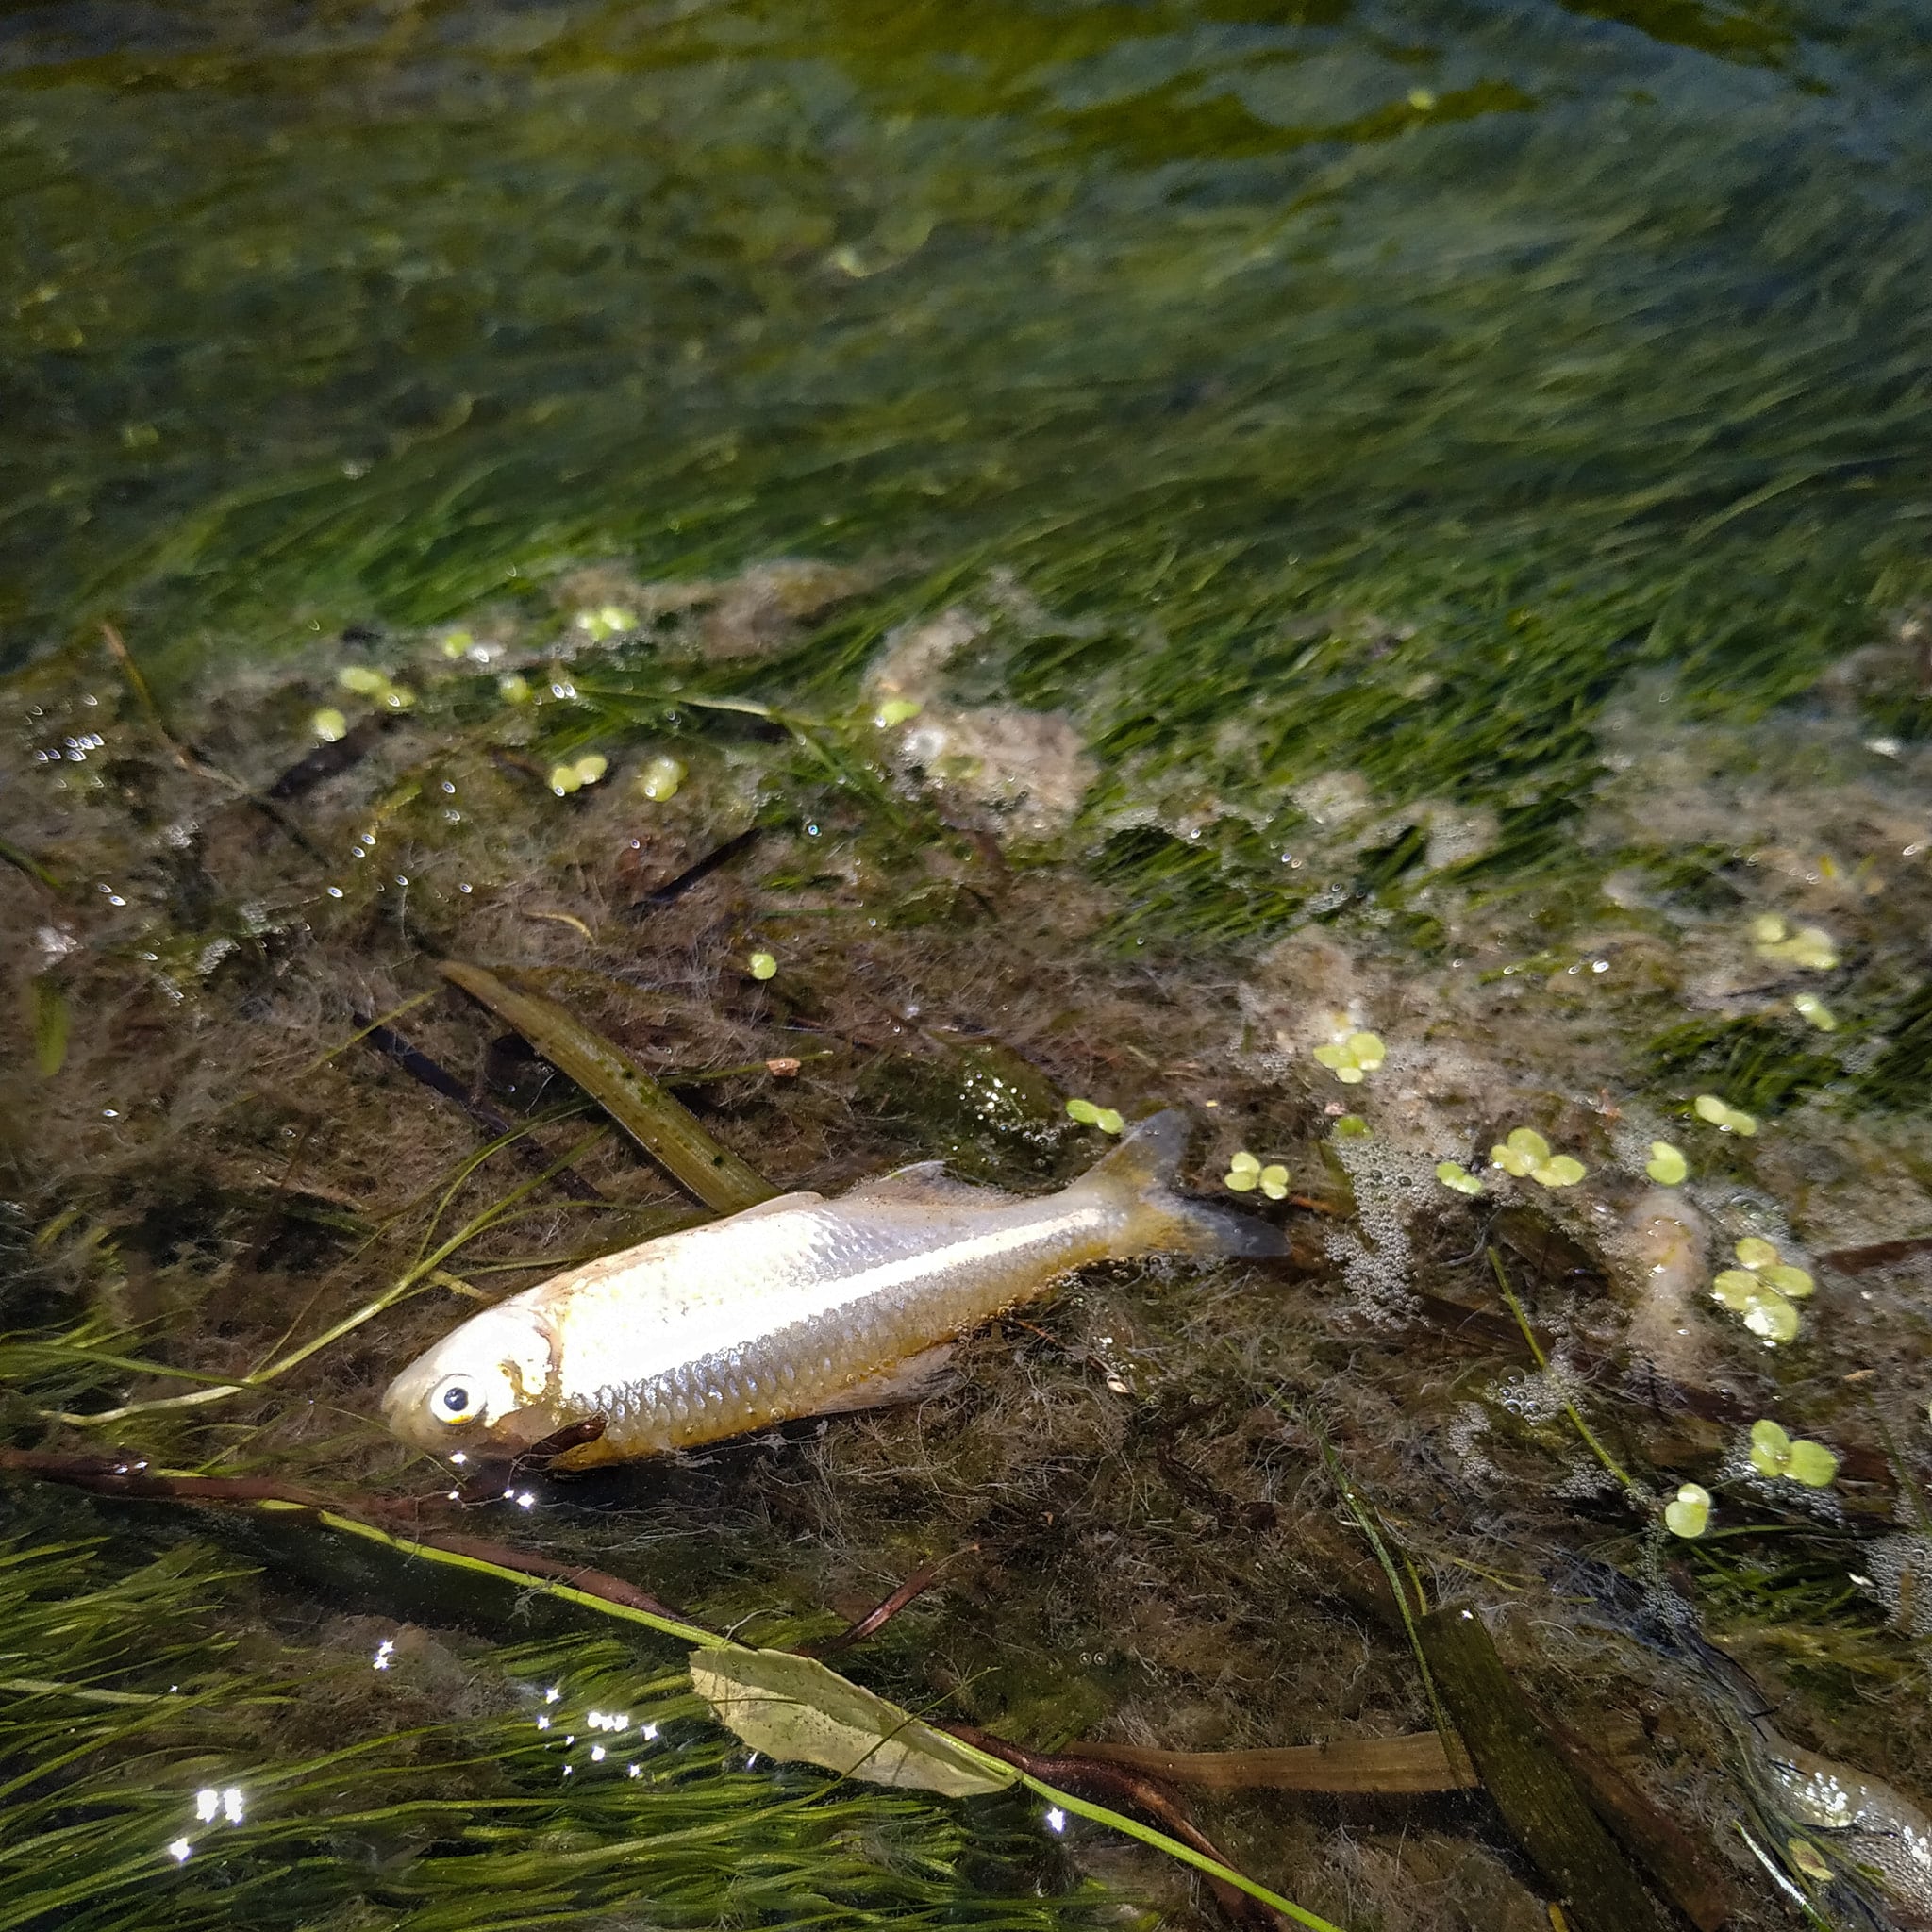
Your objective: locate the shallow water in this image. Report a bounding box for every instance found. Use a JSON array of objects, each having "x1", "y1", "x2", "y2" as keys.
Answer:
[{"x1": 3, "y1": 3, "x2": 1932, "y2": 1930}]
